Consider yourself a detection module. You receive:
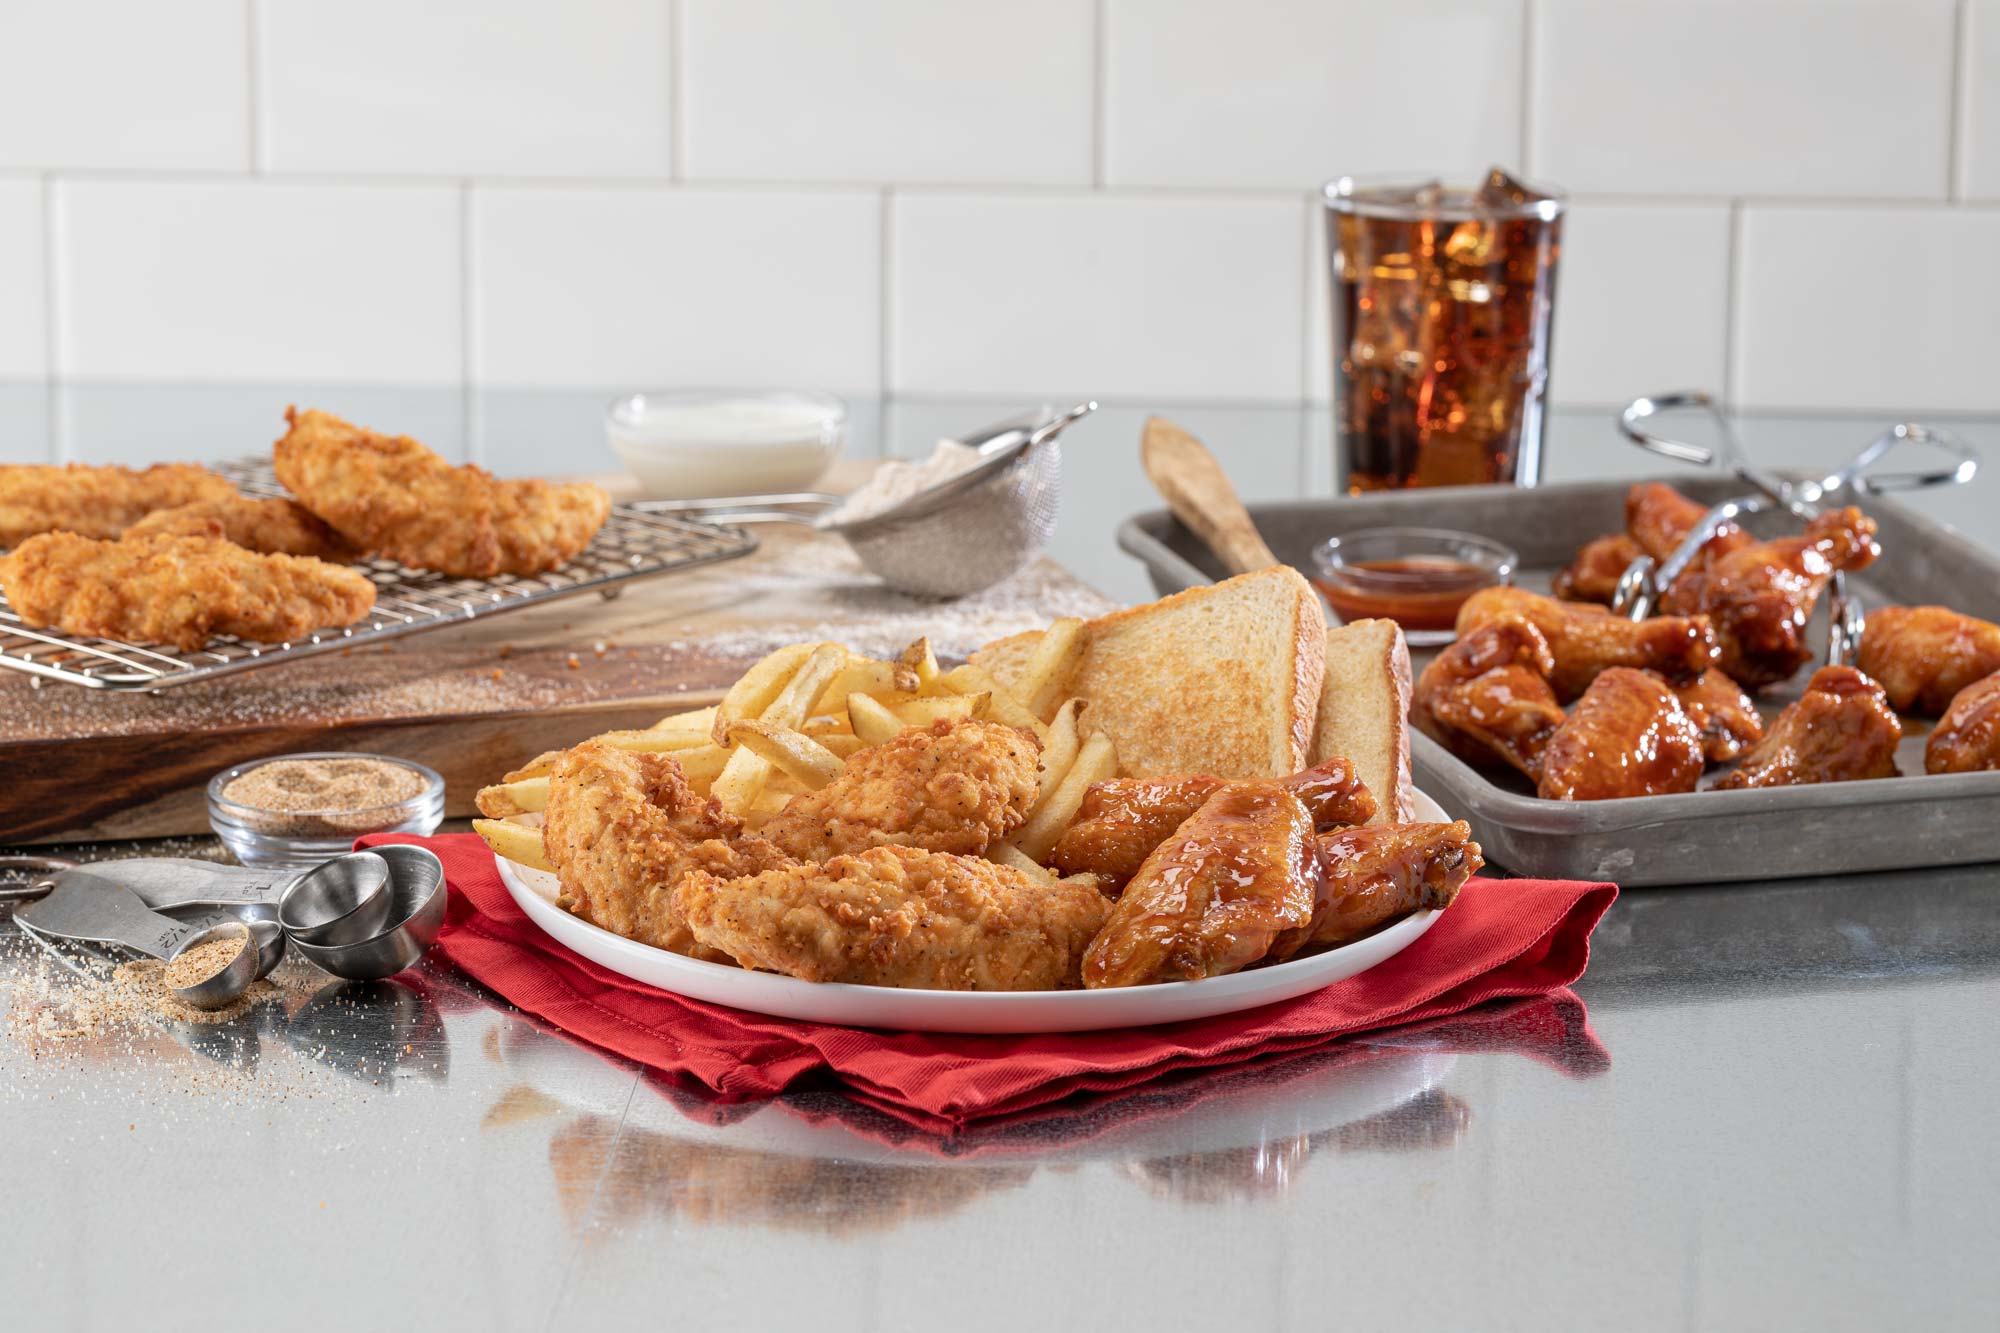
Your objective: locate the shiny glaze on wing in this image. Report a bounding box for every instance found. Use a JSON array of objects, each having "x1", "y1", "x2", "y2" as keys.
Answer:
[
  {"x1": 1673, "y1": 667, "x2": 1766, "y2": 763},
  {"x1": 1551, "y1": 532, "x2": 1643, "y2": 605},
  {"x1": 1457, "y1": 585, "x2": 1715, "y2": 702},
  {"x1": 1309, "y1": 821, "x2": 1482, "y2": 949},
  {"x1": 1926, "y1": 671, "x2": 2000, "y2": 774},
  {"x1": 1855, "y1": 605, "x2": 2000, "y2": 717},
  {"x1": 1537, "y1": 667, "x2": 1705, "y2": 801},
  {"x1": 1412, "y1": 615, "x2": 1564, "y2": 779},
  {"x1": 1082, "y1": 783, "x2": 1318, "y2": 988},
  {"x1": 1713, "y1": 666, "x2": 1902, "y2": 789}
]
